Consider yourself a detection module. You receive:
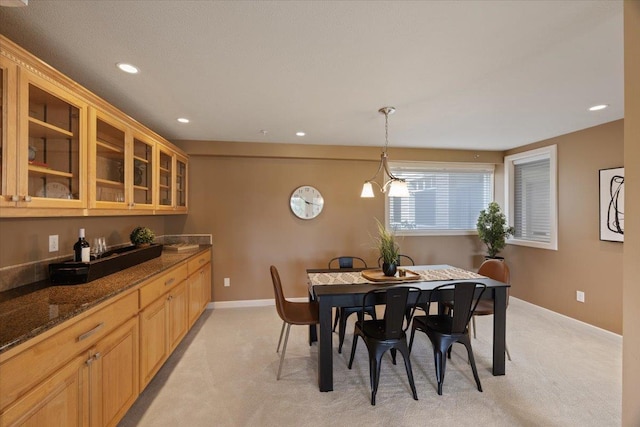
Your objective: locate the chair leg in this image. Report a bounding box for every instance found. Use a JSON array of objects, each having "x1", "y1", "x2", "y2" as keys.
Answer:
[
  {"x1": 332, "y1": 309, "x2": 340, "y2": 332},
  {"x1": 434, "y1": 348, "x2": 446, "y2": 395},
  {"x1": 408, "y1": 323, "x2": 417, "y2": 353},
  {"x1": 390, "y1": 348, "x2": 397, "y2": 365},
  {"x1": 460, "y1": 336, "x2": 483, "y2": 392},
  {"x1": 506, "y1": 343, "x2": 512, "y2": 361},
  {"x1": 472, "y1": 315, "x2": 477, "y2": 339},
  {"x1": 277, "y1": 323, "x2": 291, "y2": 380},
  {"x1": 397, "y1": 344, "x2": 418, "y2": 401},
  {"x1": 371, "y1": 352, "x2": 383, "y2": 406},
  {"x1": 348, "y1": 333, "x2": 359, "y2": 369},
  {"x1": 276, "y1": 321, "x2": 286, "y2": 353},
  {"x1": 338, "y1": 309, "x2": 350, "y2": 353}
]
